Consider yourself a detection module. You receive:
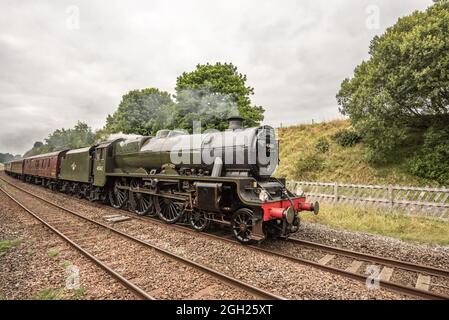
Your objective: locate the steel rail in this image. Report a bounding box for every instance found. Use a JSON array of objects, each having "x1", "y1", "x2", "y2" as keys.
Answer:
[
  {"x1": 0, "y1": 177, "x2": 284, "y2": 300},
  {"x1": 0, "y1": 185, "x2": 155, "y2": 300},
  {"x1": 287, "y1": 238, "x2": 449, "y2": 279},
  {"x1": 108, "y1": 204, "x2": 449, "y2": 300},
  {"x1": 2, "y1": 174, "x2": 448, "y2": 300},
  {"x1": 165, "y1": 224, "x2": 449, "y2": 300},
  {"x1": 75, "y1": 188, "x2": 449, "y2": 300}
]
